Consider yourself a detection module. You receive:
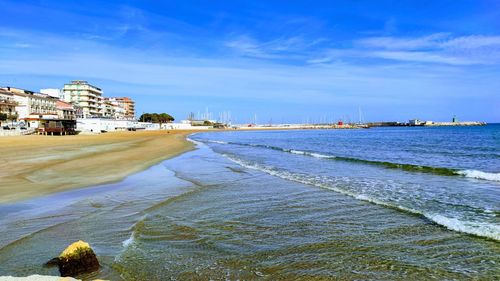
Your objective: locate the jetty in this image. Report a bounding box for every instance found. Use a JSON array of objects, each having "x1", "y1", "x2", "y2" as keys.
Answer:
[{"x1": 409, "y1": 116, "x2": 486, "y2": 127}]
